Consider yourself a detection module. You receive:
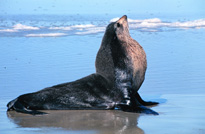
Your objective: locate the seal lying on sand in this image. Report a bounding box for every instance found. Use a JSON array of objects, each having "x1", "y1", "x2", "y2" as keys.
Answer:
[{"x1": 7, "y1": 15, "x2": 158, "y2": 115}]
